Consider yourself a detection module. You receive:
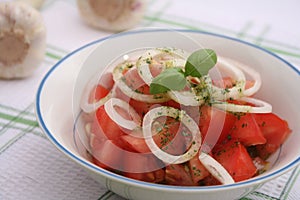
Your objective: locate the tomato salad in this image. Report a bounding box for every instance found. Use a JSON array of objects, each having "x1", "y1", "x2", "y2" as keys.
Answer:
[{"x1": 80, "y1": 48, "x2": 291, "y2": 186}]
